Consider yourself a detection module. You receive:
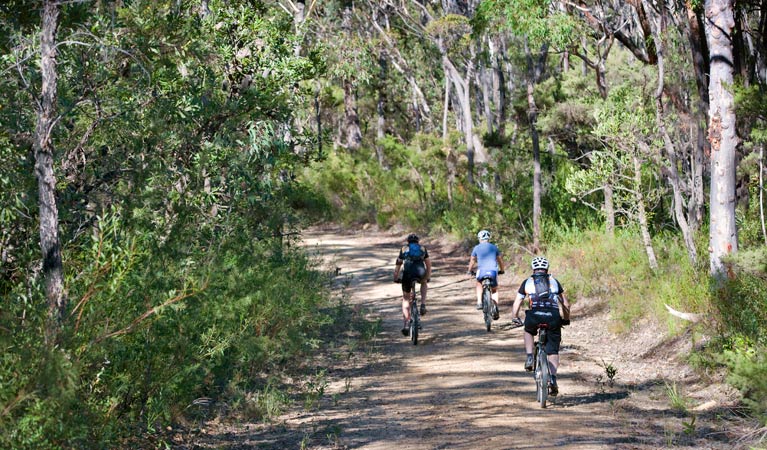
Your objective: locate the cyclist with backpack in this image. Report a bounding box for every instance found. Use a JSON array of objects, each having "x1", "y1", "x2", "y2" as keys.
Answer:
[
  {"x1": 466, "y1": 230, "x2": 505, "y2": 320},
  {"x1": 393, "y1": 233, "x2": 431, "y2": 336},
  {"x1": 511, "y1": 256, "x2": 571, "y2": 395}
]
